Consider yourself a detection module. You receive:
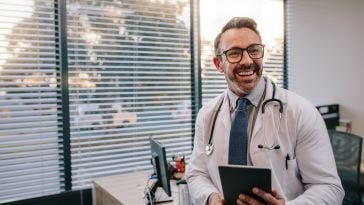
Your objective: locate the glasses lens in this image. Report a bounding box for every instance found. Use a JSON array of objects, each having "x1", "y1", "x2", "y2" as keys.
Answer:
[
  {"x1": 247, "y1": 44, "x2": 263, "y2": 59},
  {"x1": 225, "y1": 48, "x2": 243, "y2": 63}
]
